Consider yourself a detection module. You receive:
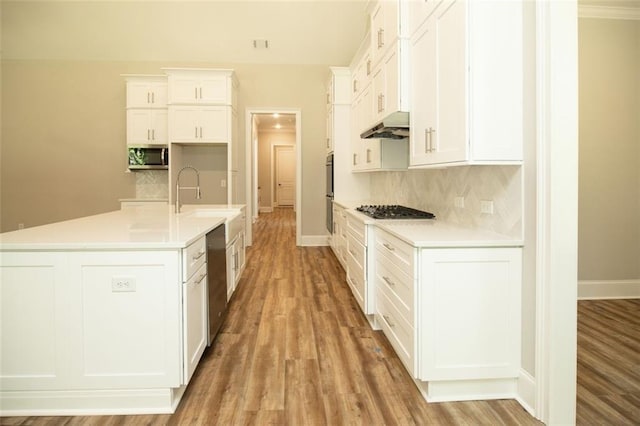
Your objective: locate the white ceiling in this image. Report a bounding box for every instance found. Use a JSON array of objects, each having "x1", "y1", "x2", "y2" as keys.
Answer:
[
  {"x1": 1, "y1": 0, "x2": 370, "y2": 65},
  {"x1": 255, "y1": 113, "x2": 296, "y2": 133}
]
